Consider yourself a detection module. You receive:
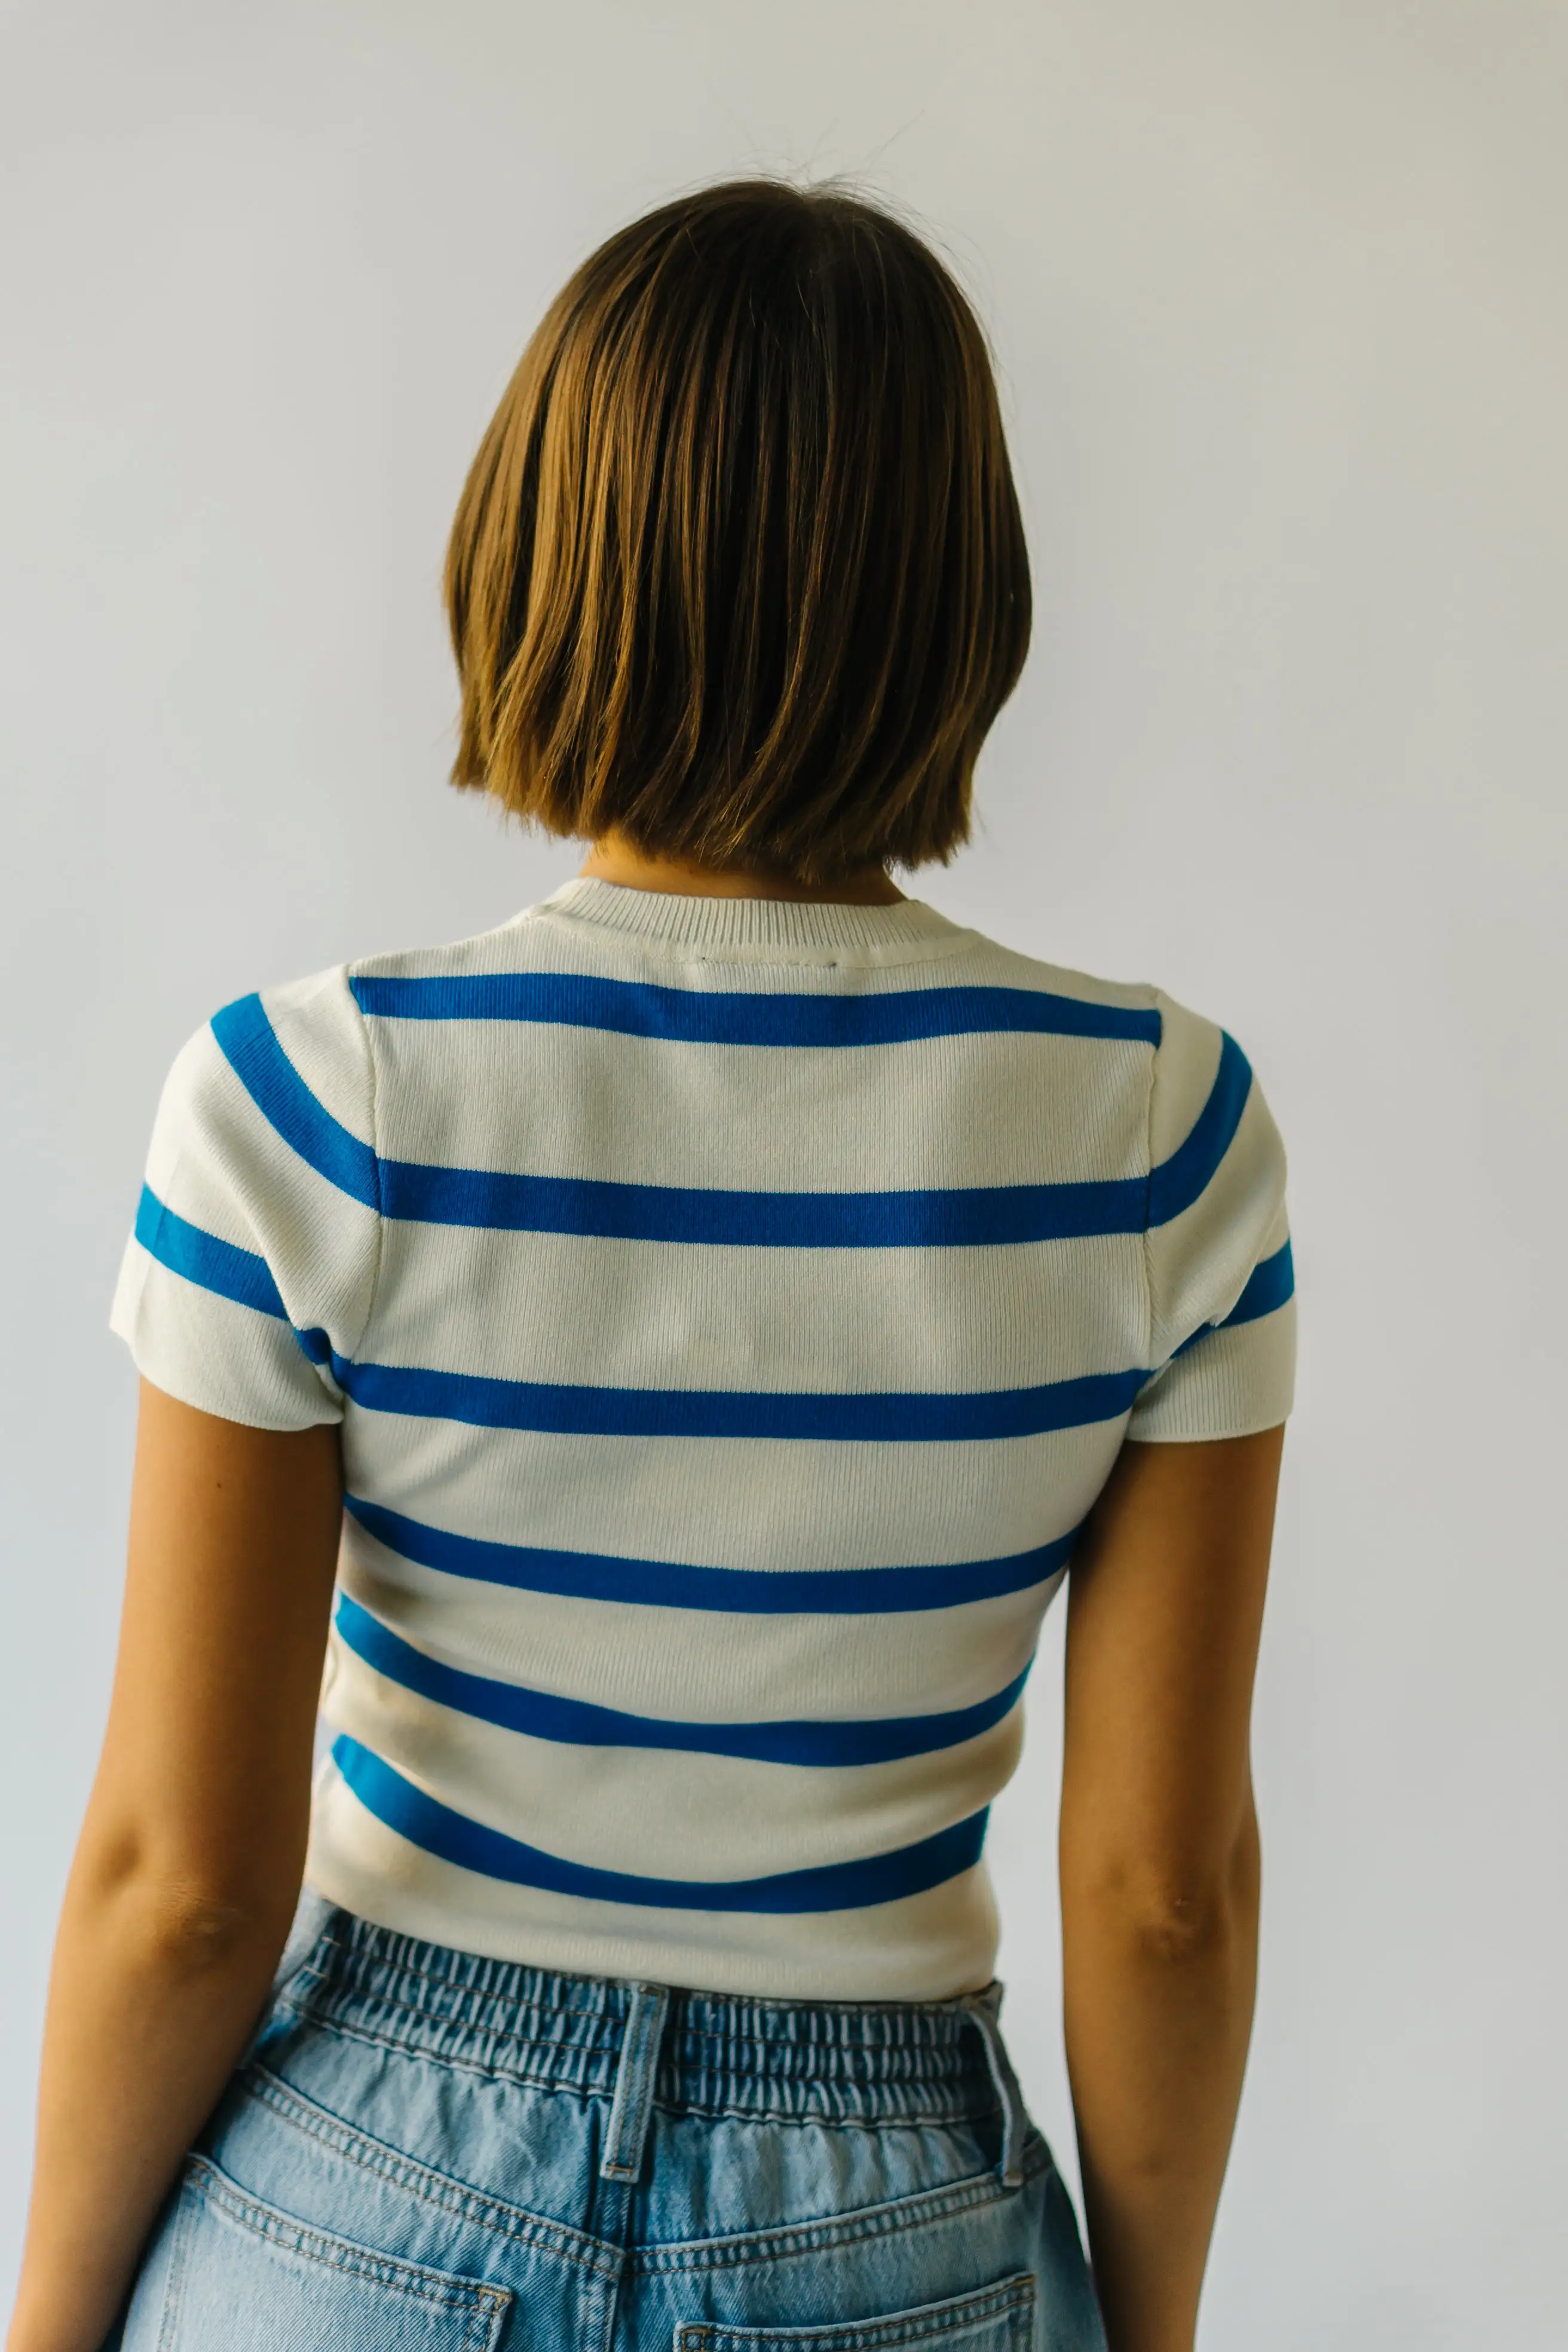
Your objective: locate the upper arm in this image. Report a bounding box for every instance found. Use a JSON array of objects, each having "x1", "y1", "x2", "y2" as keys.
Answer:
[
  {"x1": 89, "y1": 970, "x2": 376, "y2": 1913},
  {"x1": 1059, "y1": 1428, "x2": 1284, "y2": 1911},
  {"x1": 1063, "y1": 987, "x2": 1296, "y2": 1912},
  {"x1": 79, "y1": 1381, "x2": 343, "y2": 1918}
]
